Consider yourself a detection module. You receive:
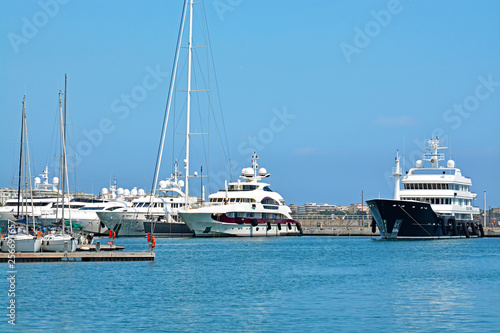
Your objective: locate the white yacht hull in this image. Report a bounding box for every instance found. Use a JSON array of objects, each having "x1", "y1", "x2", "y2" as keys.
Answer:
[
  {"x1": 39, "y1": 215, "x2": 109, "y2": 235},
  {"x1": 179, "y1": 212, "x2": 301, "y2": 237},
  {"x1": 41, "y1": 234, "x2": 78, "y2": 252},
  {"x1": 0, "y1": 212, "x2": 17, "y2": 222},
  {"x1": 96, "y1": 211, "x2": 147, "y2": 236},
  {"x1": 1, "y1": 235, "x2": 42, "y2": 253}
]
